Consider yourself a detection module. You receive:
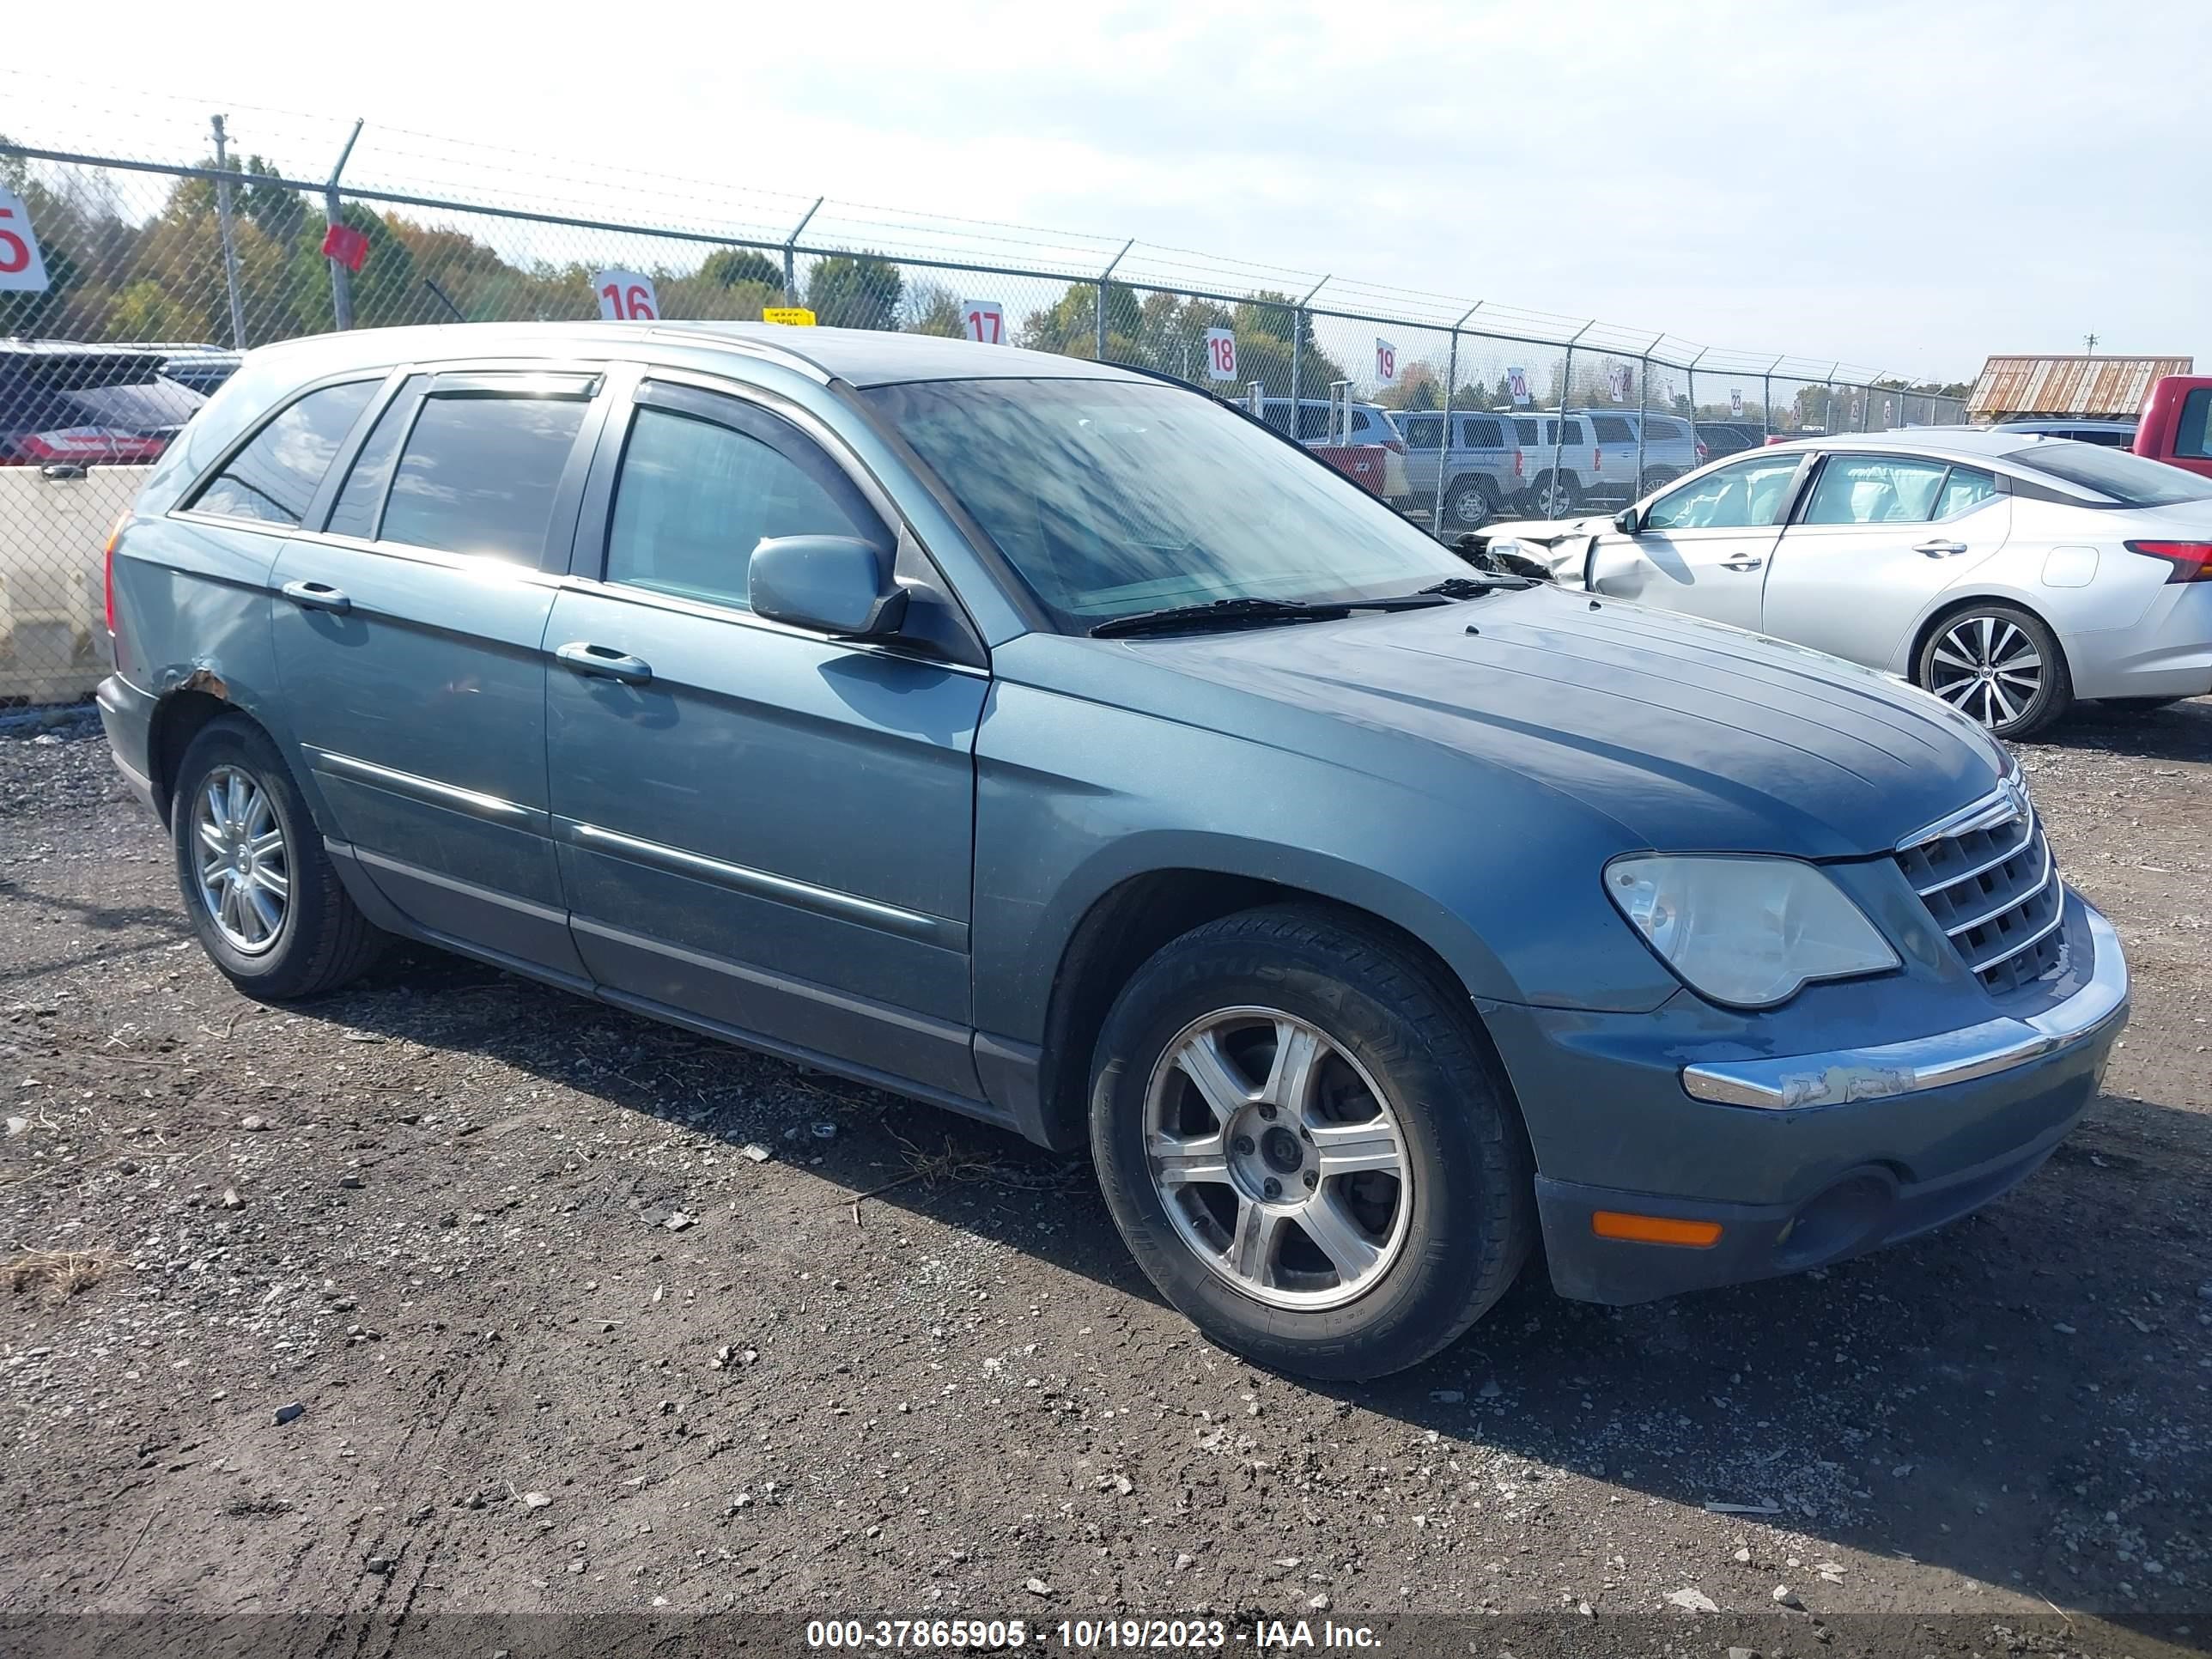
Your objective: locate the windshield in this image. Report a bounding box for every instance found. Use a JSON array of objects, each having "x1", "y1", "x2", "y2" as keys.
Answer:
[
  {"x1": 867, "y1": 378, "x2": 1471, "y2": 630},
  {"x1": 2005, "y1": 439, "x2": 2212, "y2": 507}
]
